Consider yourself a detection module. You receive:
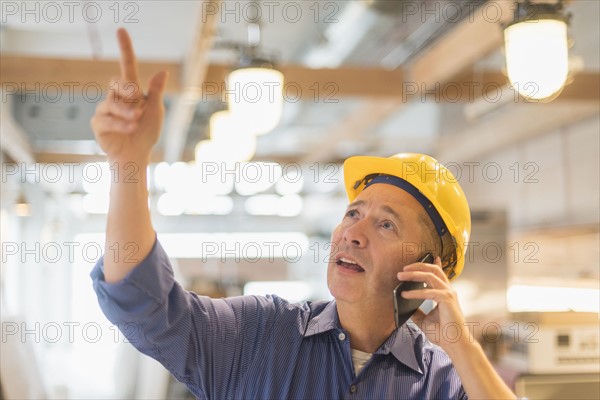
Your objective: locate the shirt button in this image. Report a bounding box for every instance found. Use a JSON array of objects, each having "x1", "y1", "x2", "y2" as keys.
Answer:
[
  {"x1": 338, "y1": 332, "x2": 346, "y2": 341},
  {"x1": 350, "y1": 385, "x2": 357, "y2": 393}
]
